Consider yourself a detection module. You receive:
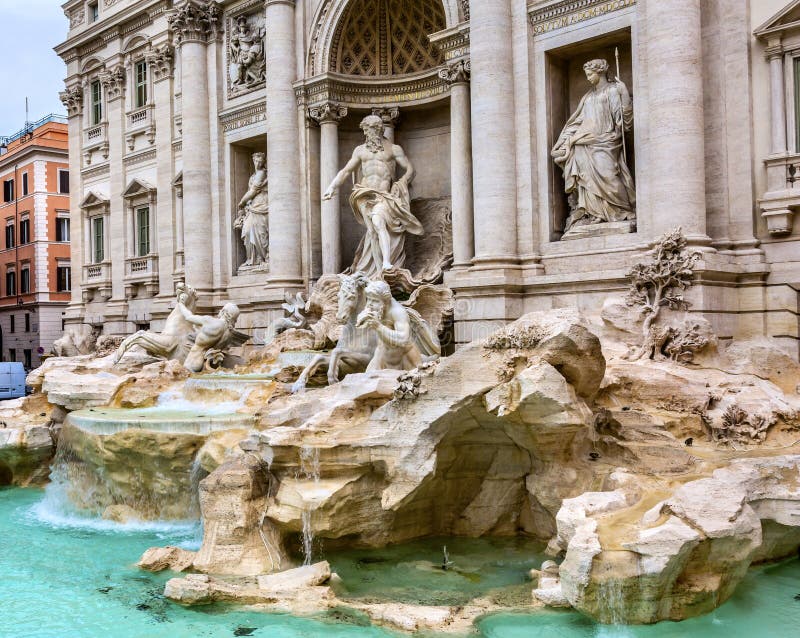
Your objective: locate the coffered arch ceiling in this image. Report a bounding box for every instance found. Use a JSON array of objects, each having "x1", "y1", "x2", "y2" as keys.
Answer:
[{"x1": 329, "y1": 0, "x2": 447, "y2": 76}]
